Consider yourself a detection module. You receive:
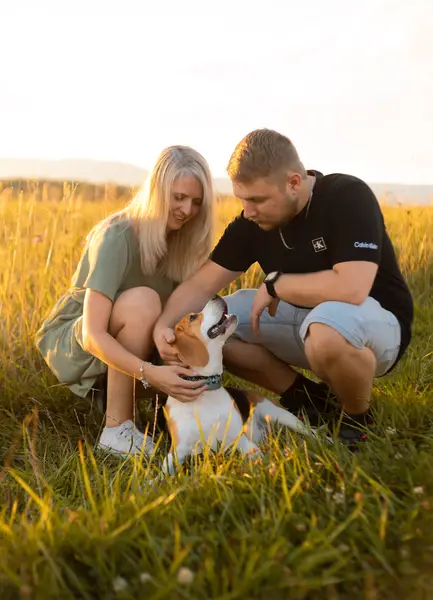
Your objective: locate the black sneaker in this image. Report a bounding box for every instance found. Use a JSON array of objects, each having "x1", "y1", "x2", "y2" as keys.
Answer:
[
  {"x1": 336, "y1": 411, "x2": 374, "y2": 451},
  {"x1": 279, "y1": 375, "x2": 339, "y2": 428}
]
